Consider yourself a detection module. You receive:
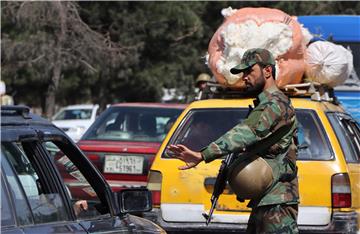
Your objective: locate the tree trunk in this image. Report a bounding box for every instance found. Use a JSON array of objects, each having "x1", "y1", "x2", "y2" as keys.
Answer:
[
  {"x1": 44, "y1": 58, "x2": 62, "y2": 118},
  {"x1": 44, "y1": 2, "x2": 66, "y2": 118},
  {"x1": 93, "y1": 70, "x2": 108, "y2": 112}
]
